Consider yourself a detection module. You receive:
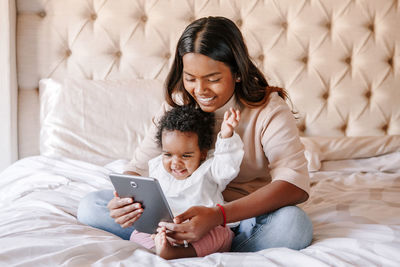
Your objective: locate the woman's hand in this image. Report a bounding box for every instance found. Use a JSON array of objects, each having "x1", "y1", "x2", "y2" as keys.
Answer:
[
  {"x1": 158, "y1": 205, "x2": 223, "y2": 244},
  {"x1": 107, "y1": 191, "x2": 143, "y2": 228}
]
